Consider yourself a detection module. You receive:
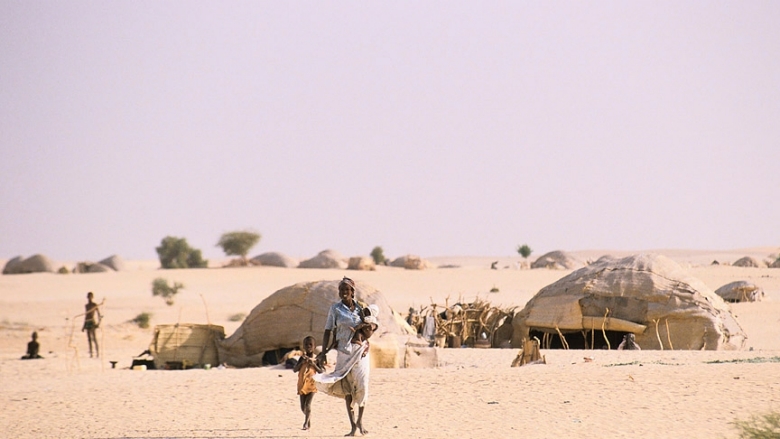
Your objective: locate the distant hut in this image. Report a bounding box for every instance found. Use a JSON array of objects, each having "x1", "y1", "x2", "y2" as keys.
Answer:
[
  {"x1": 715, "y1": 281, "x2": 764, "y2": 303},
  {"x1": 530, "y1": 250, "x2": 581, "y2": 270},
  {"x1": 3, "y1": 254, "x2": 55, "y2": 274},
  {"x1": 99, "y1": 255, "x2": 125, "y2": 271},
  {"x1": 250, "y1": 252, "x2": 298, "y2": 268},
  {"x1": 390, "y1": 255, "x2": 432, "y2": 270},
  {"x1": 347, "y1": 256, "x2": 376, "y2": 271},
  {"x1": 298, "y1": 250, "x2": 347, "y2": 269},
  {"x1": 216, "y1": 280, "x2": 433, "y2": 368},
  {"x1": 512, "y1": 254, "x2": 746, "y2": 350},
  {"x1": 733, "y1": 256, "x2": 761, "y2": 268}
]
